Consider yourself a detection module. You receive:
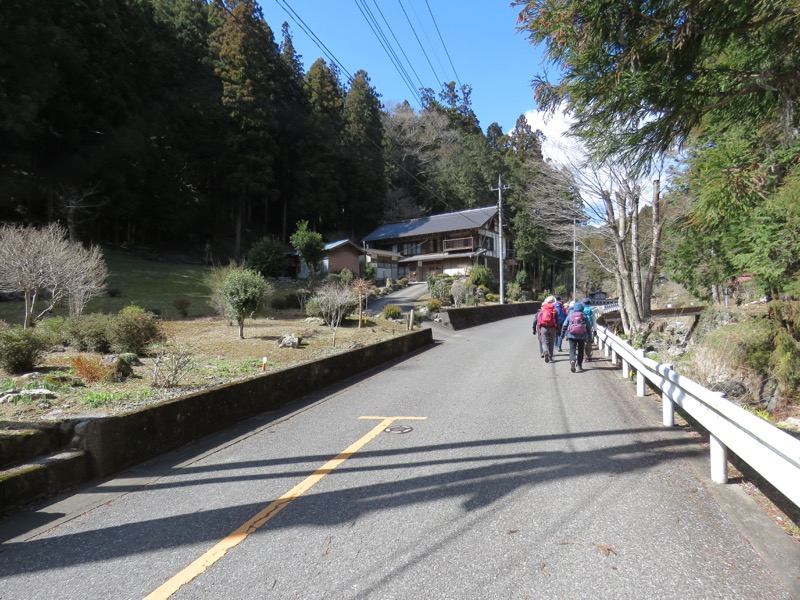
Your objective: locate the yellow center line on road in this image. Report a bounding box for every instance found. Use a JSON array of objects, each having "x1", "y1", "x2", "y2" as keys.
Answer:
[{"x1": 144, "y1": 416, "x2": 427, "y2": 600}]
